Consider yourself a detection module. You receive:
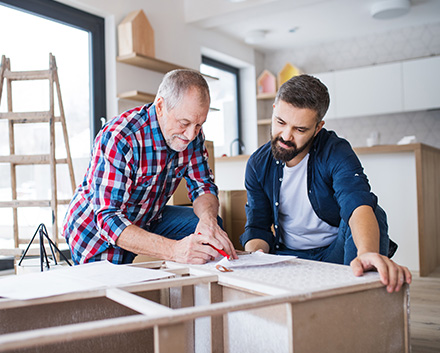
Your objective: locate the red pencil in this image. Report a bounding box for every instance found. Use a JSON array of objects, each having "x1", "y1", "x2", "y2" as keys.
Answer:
[{"x1": 197, "y1": 232, "x2": 230, "y2": 260}]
